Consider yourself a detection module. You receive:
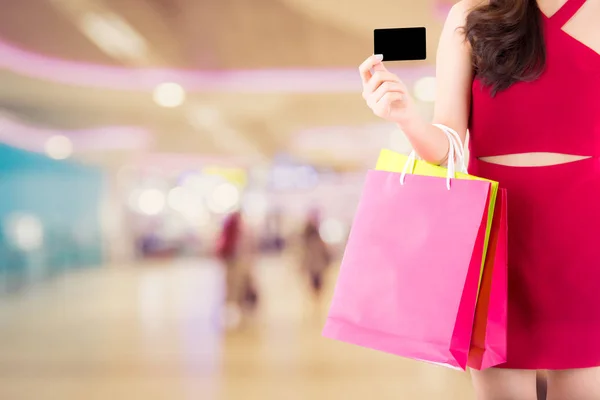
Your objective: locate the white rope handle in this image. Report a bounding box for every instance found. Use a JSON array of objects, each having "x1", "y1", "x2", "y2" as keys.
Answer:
[
  {"x1": 399, "y1": 124, "x2": 466, "y2": 190},
  {"x1": 433, "y1": 124, "x2": 467, "y2": 174}
]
